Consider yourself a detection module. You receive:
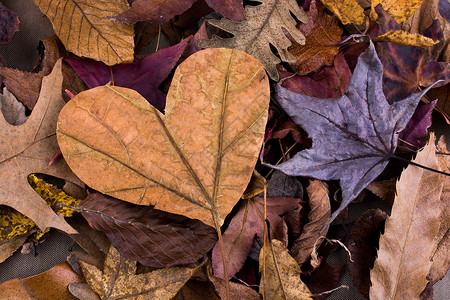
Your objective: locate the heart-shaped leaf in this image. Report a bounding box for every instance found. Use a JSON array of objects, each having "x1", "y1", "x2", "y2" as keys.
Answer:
[{"x1": 57, "y1": 48, "x2": 270, "y2": 228}]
